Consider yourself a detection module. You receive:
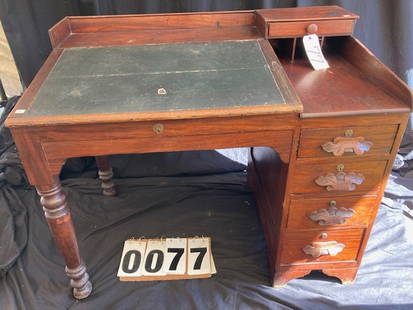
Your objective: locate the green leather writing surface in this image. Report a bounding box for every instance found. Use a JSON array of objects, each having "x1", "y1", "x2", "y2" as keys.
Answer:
[{"x1": 25, "y1": 40, "x2": 286, "y2": 117}]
